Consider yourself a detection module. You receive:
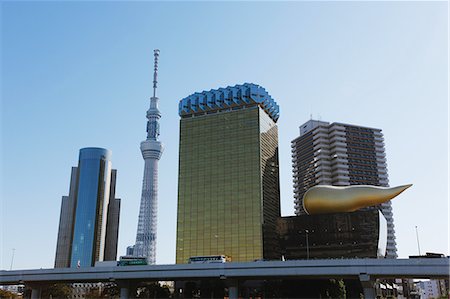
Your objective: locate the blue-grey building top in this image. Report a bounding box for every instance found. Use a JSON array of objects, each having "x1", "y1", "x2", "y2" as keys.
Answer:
[
  {"x1": 79, "y1": 147, "x2": 112, "y2": 161},
  {"x1": 179, "y1": 83, "x2": 280, "y2": 122}
]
